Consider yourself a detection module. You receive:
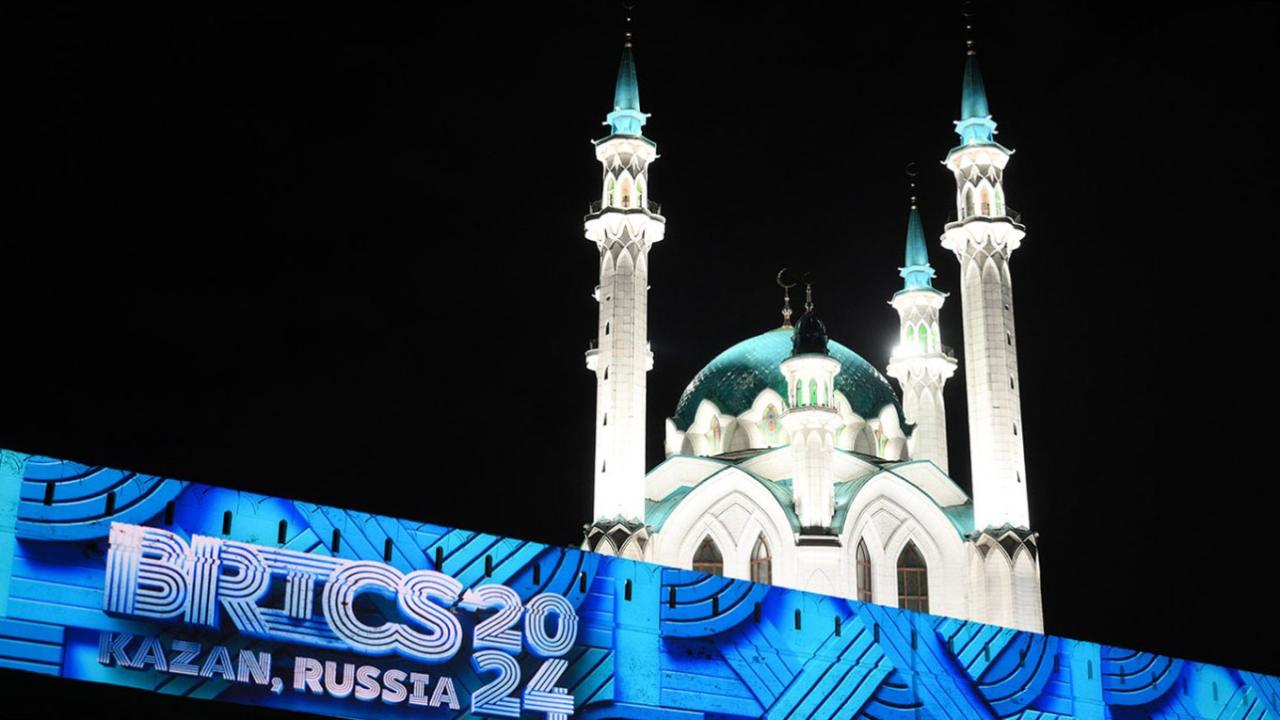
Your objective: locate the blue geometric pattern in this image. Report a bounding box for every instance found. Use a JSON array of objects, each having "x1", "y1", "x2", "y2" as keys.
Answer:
[
  {"x1": 1, "y1": 448, "x2": 1277, "y2": 719},
  {"x1": 16, "y1": 455, "x2": 187, "y2": 541}
]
